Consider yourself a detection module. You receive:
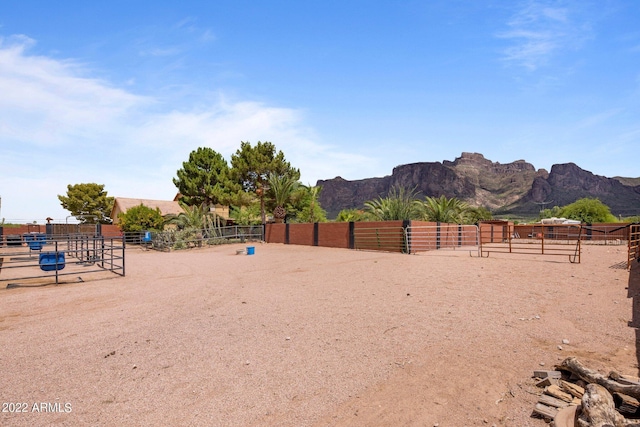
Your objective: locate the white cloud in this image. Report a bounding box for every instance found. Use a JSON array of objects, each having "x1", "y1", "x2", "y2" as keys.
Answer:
[
  {"x1": 497, "y1": 1, "x2": 592, "y2": 70},
  {"x1": 0, "y1": 35, "x2": 374, "y2": 221},
  {"x1": 0, "y1": 35, "x2": 148, "y2": 149}
]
